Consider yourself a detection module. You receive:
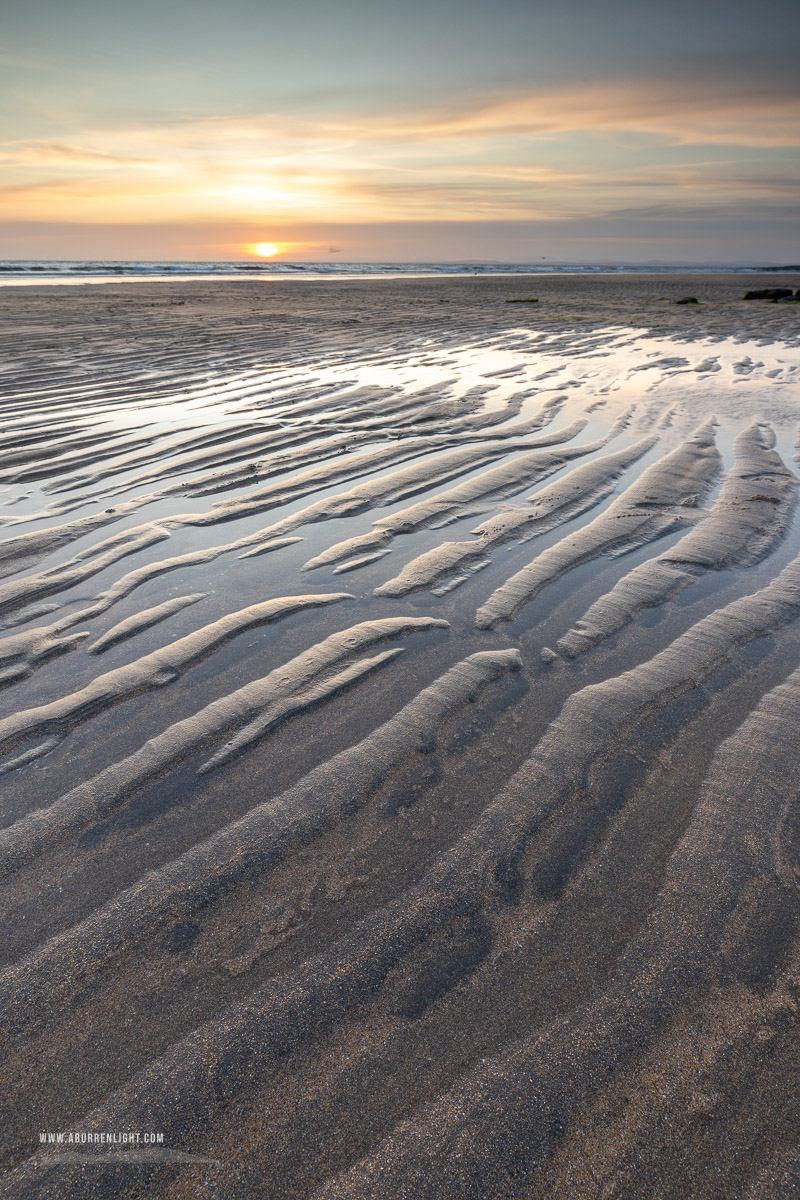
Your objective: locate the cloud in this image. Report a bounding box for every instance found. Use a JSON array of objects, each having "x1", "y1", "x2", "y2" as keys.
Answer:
[
  {"x1": 355, "y1": 75, "x2": 800, "y2": 148},
  {"x1": 27, "y1": 141, "x2": 133, "y2": 162},
  {"x1": 0, "y1": 140, "x2": 158, "y2": 170},
  {"x1": 0, "y1": 68, "x2": 796, "y2": 234}
]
